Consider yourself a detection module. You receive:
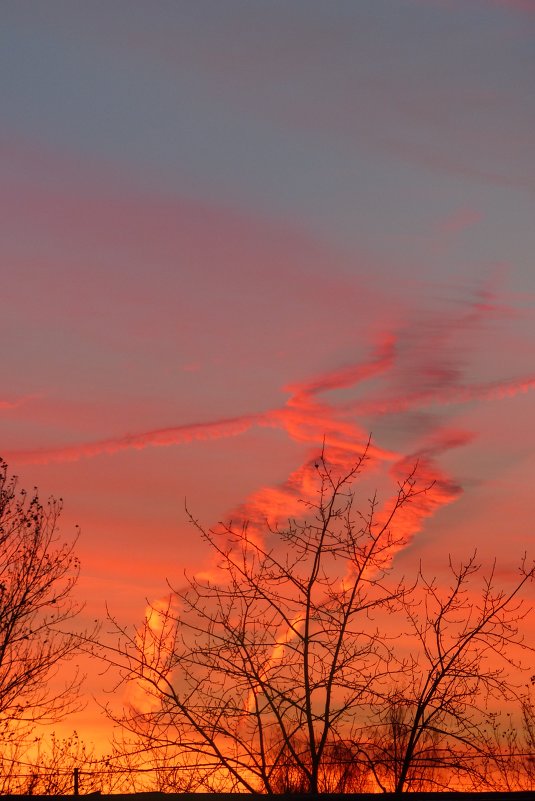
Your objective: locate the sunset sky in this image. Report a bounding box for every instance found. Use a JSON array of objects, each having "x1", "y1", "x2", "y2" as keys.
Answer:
[{"x1": 1, "y1": 0, "x2": 534, "y2": 751}]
